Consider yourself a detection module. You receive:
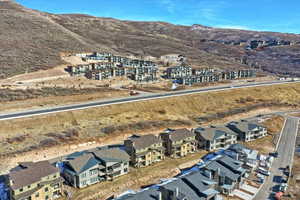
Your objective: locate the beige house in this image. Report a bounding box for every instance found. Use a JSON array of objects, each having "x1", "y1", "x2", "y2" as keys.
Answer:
[
  {"x1": 124, "y1": 134, "x2": 165, "y2": 168},
  {"x1": 160, "y1": 128, "x2": 197, "y2": 158},
  {"x1": 8, "y1": 161, "x2": 63, "y2": 200}
]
